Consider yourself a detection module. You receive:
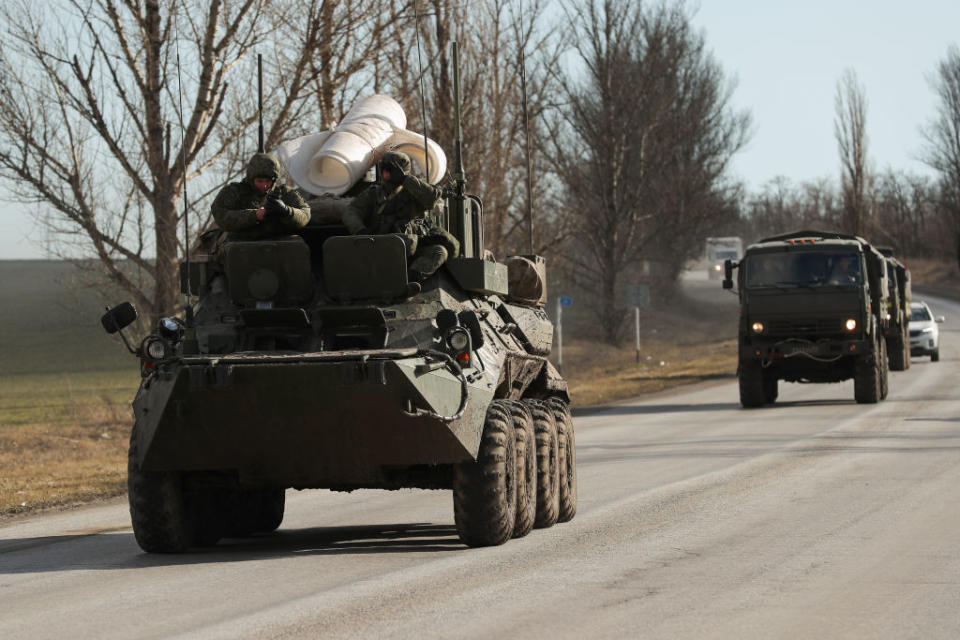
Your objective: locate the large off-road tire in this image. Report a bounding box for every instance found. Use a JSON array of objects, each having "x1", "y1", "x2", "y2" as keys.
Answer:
[
  {"x1": 548, "y1": 398, "x2": 578, "y2": 523},
  {"x1": 738, "y1": 359, "x2": 766, "y2": 408},
  {"x1": 127, "y1": 423, "x2": 194, "y2": 553},
  {"x1": 453, "y1": 400, "x2": 517, "y2": 547},
  {"x1": 903, "y1": 327, "x2": 911, "y2": 370},
  {"x1": 854, "y1": 341, "x2": 881, "y2": 404},
  {"x1": 888, "y1": 336, "x2": 906, "y2": 371},
  {"x1": 931, "y1": 348, "x2": 940, "y2": 362},
  {"x1": 527, "y1": 400, "x2": 560, "y2": 529},
  {"x1": 225, "y1": 488, "x2": 286, "y2": 537},
  {"x1": 762, "y1": 373, "x2": 778, "y2": 404},
  {"x1": 508, "y1": 402, "x2": 537, "y2": 539},
  {"x1": 879, "y1": 338, "x2": 889, "y2": 400}
]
